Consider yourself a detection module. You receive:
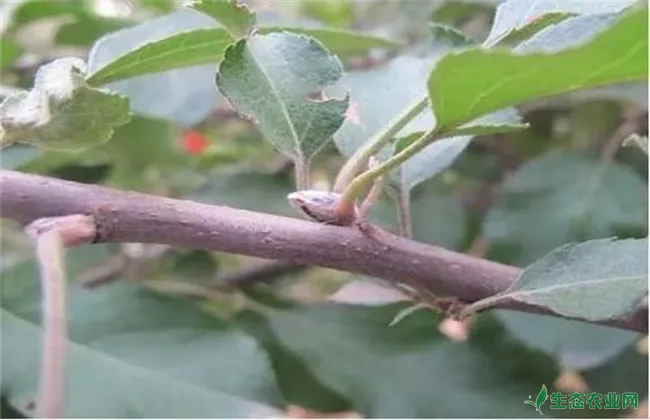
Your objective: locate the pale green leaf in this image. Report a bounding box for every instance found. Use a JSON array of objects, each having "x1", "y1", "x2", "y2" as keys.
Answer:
[
  {"x1": 494, "y1": 311, "x2": 640, "y2": 370},
  {"x1": 238, "y1": 304, "x2": 556, "y2": 417},
  {"x1": 513, "y1": 13, "x2": 618, "y2": 54},
  {"x1": 428, "y1": 7, "x2": 648, "y2": 135},
  {"x1": 258, "y1": 27, "x2": 401, "y2": 56},
  {"x1": 216, "y1": 32, "x2": 348, "y2": 160},
  {"x1": 186, "y1": 0, "x2": 255, "y2": 38},
  {"x1": 482, "y1": 151, "x2": 648, "y2": 265},
  {"x1": 394, "y1": 134, "x2": 472, "y2": 191},
  {"x1": 483, "y1": 0, "x2": 636, "y2": 46},
  {"x1": 0, "y1": 58, "x2": 130, "y2": 150},
  {"x1": 335, "y1": 55, "x2": 524, "y2": 191},
  {"x1": 465, "y1": 238, "x2": 648, "y2": 321},
  {"x1": 0, "y1": 145, "x2": 38, "y2": 169},
  {"x1": 1, "y1": 246, "x2": 283, "y2": 417},
  {"x1": 87, "y1": 10, "x2": 226, "y2": 125},
  {"x1": 86, "y1": 28, "x2": 233, "y2": 86}
]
